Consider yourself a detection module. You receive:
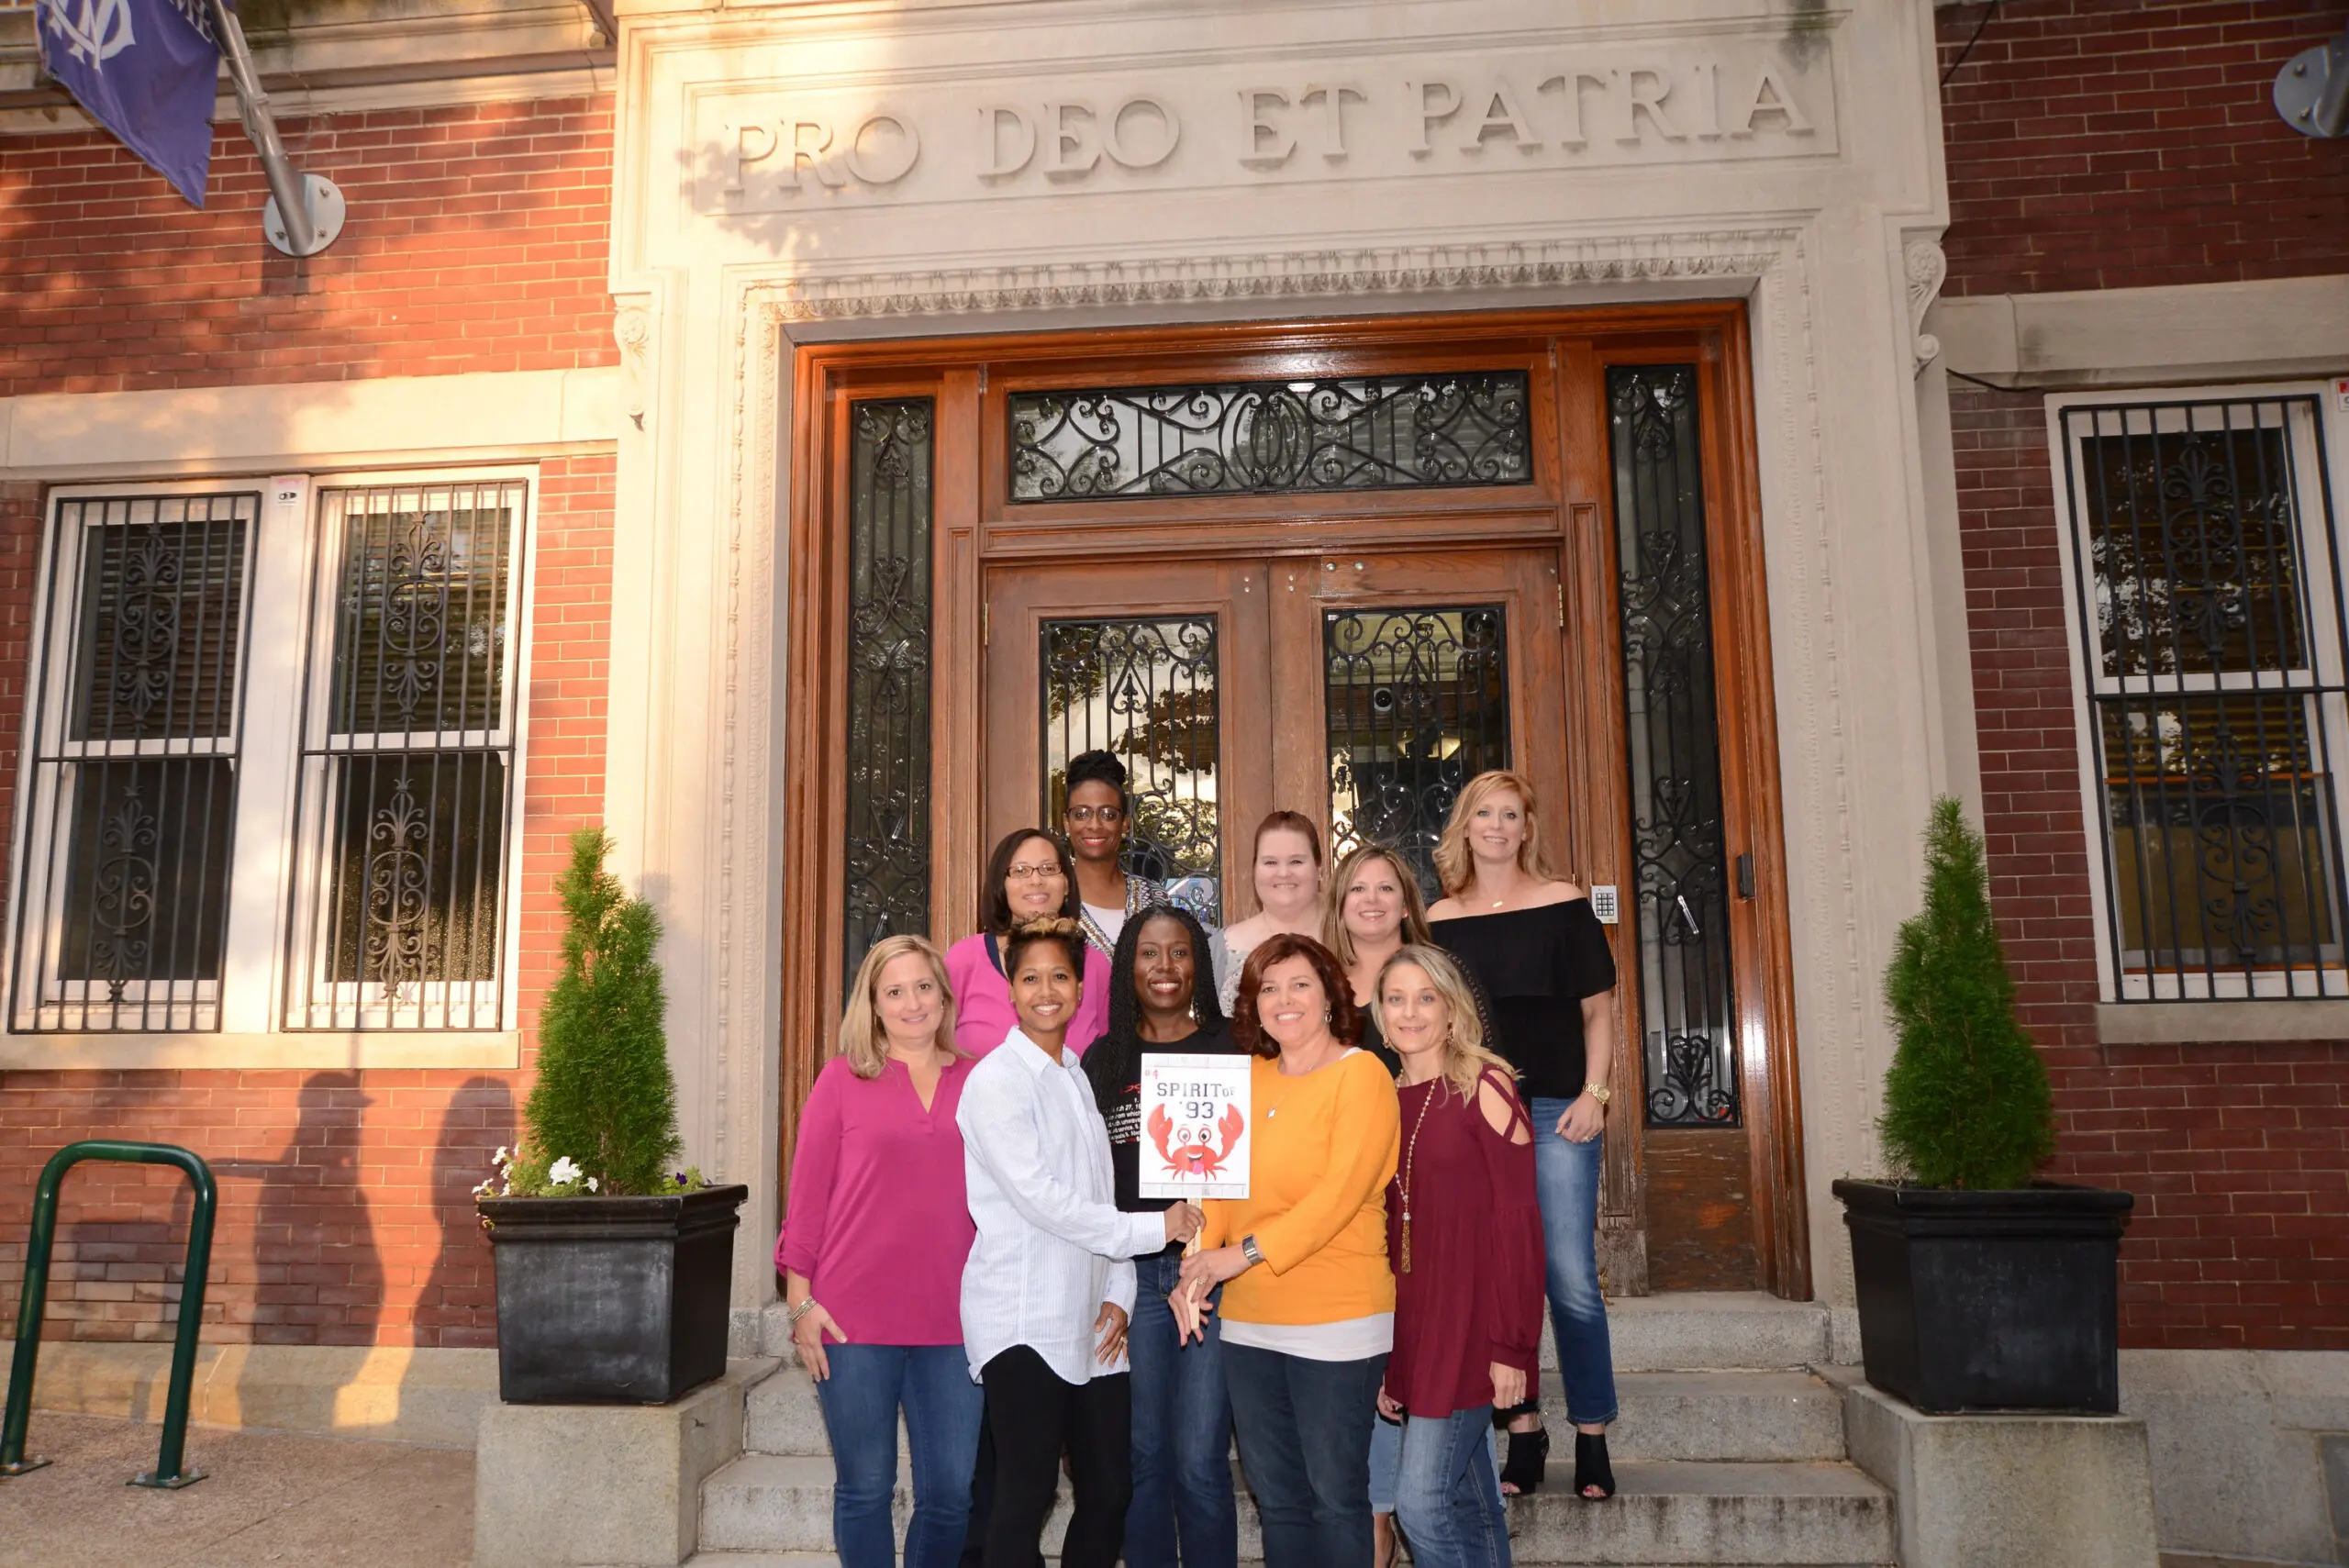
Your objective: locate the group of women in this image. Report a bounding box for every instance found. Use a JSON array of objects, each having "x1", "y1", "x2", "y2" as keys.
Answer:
[{"x1": 777, "y1": 753, "x2": 1622, "y2": 1568}]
